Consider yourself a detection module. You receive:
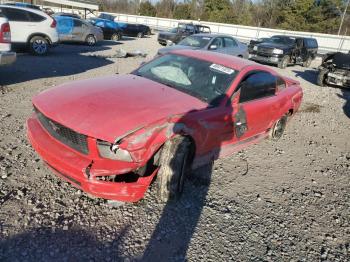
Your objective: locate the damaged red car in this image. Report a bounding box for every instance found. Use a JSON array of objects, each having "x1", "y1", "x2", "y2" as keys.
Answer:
[{"x1": 27, "y1": 50, "x2": 303, "y2": 203}]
